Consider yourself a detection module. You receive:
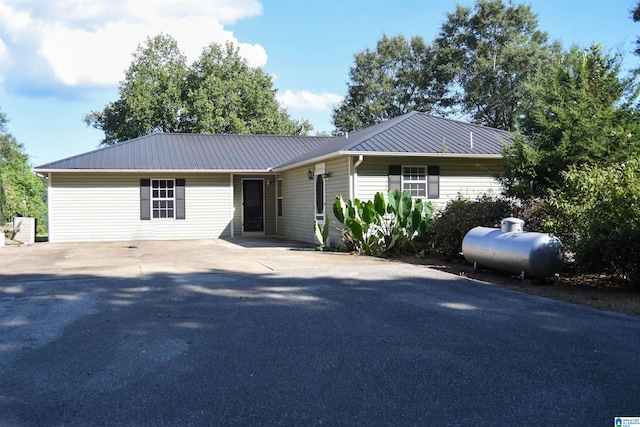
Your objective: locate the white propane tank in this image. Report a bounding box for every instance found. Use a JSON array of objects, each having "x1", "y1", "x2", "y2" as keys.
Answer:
[{"x1": 462, "y1": 218, "x2": 563, "y2": 278}]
